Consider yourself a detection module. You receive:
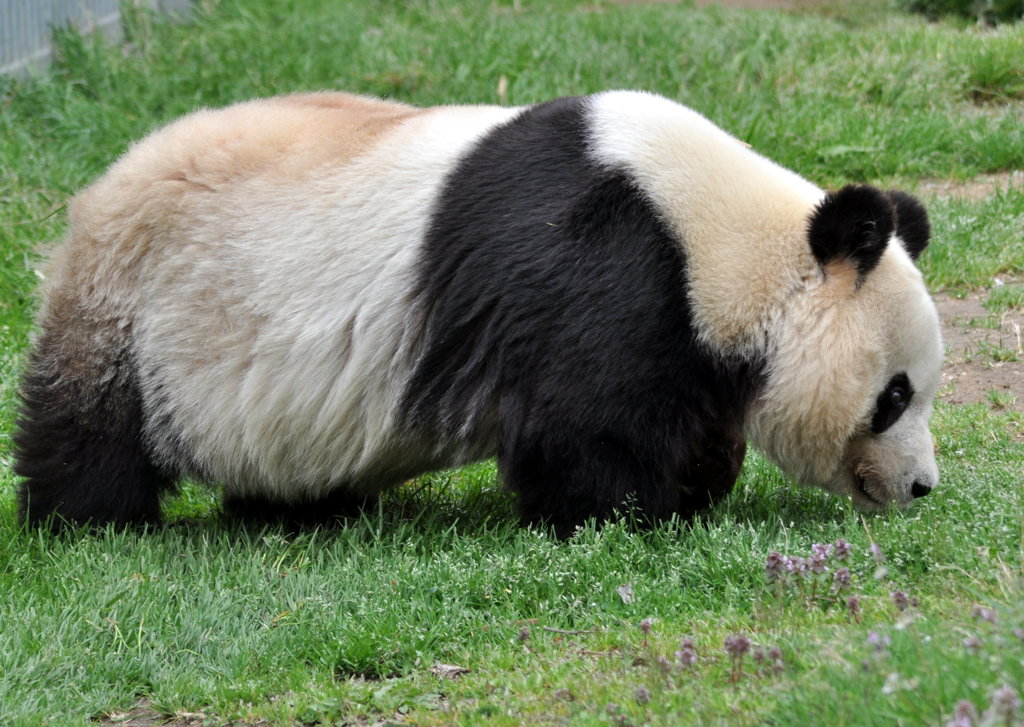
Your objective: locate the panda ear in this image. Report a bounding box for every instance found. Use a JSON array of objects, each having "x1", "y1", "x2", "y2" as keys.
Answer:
[
  {"x1": 886, "y1": 189, "x2": 930, "y2": 261},
  {"x1": 808, "y1": 184, "x2": 895, "y2": 281}
]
